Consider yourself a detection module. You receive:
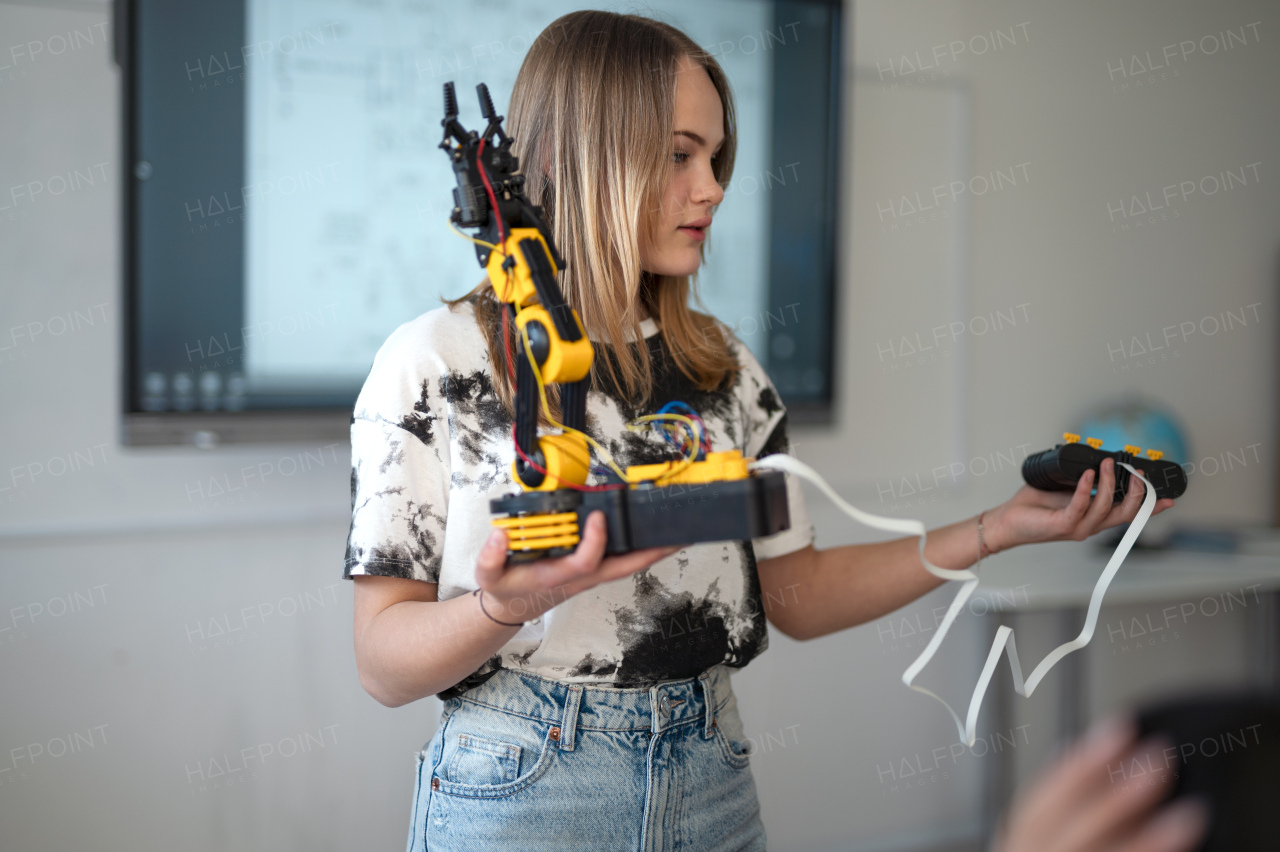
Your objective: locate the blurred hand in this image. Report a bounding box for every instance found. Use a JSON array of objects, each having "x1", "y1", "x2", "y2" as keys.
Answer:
[
  {"x1": 475, "y1": 510, "x2": 681, "y2": 622},
  {"x1": 985, "y1": 457, "x2": 1176, "y2": 553},
  {"x1": 991, "y1": 716, "x2": 1209, "y2": 852}
]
